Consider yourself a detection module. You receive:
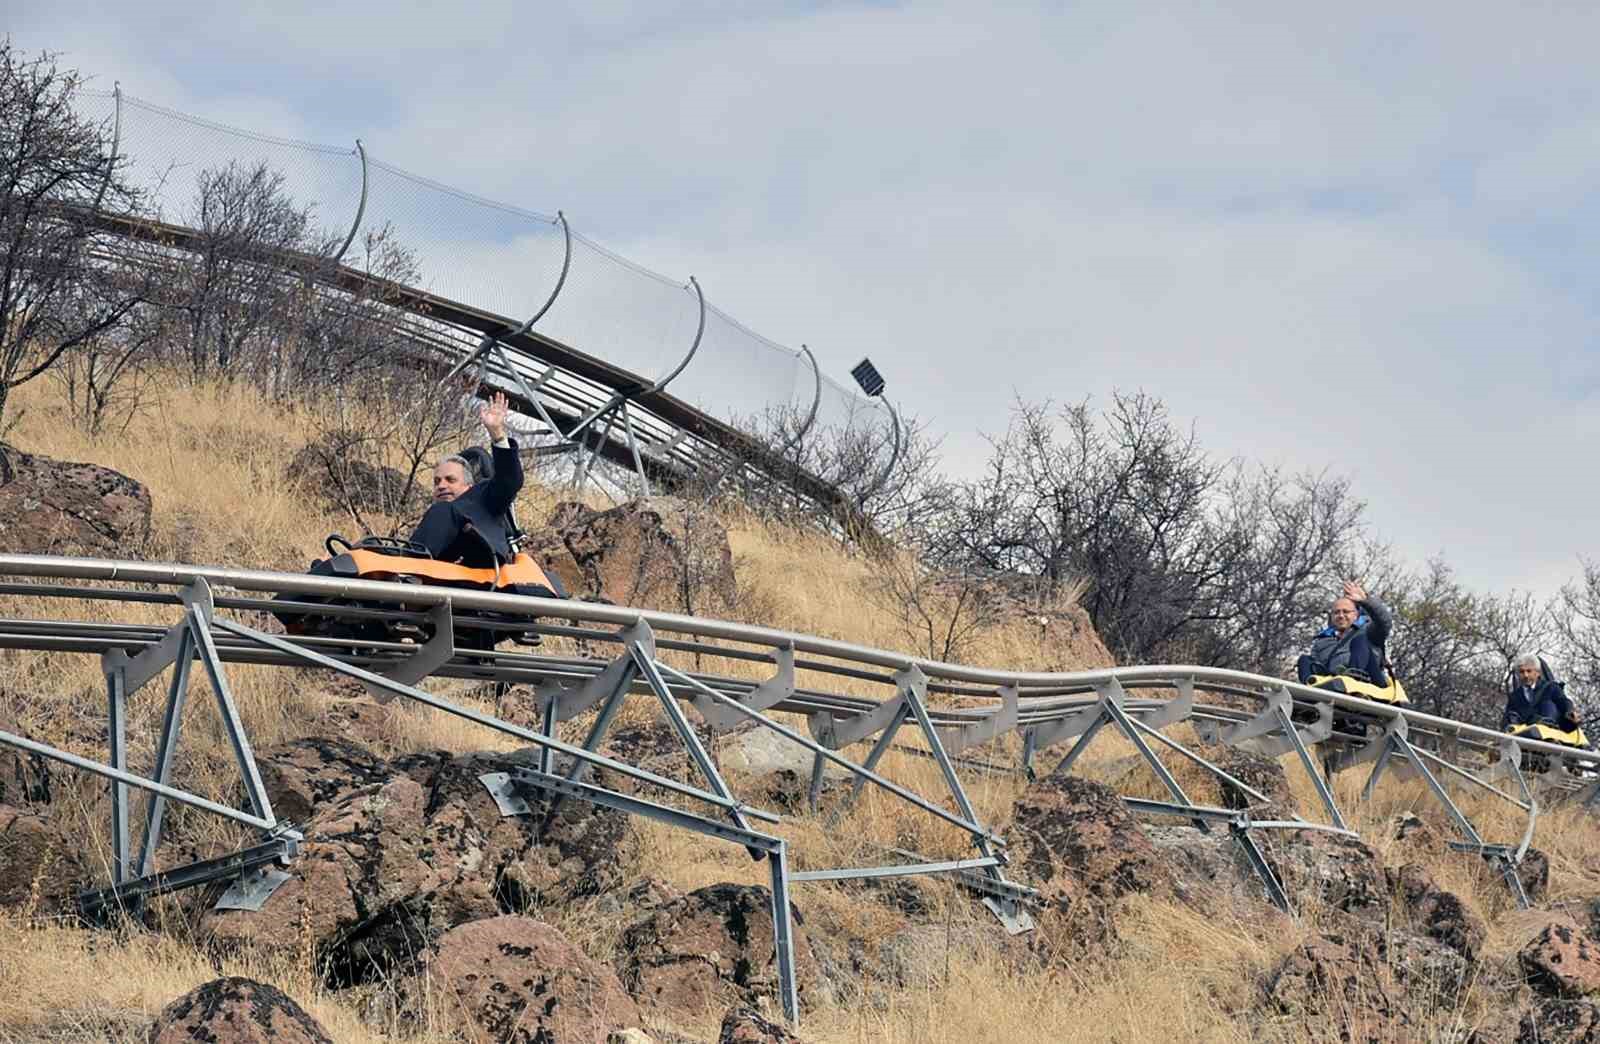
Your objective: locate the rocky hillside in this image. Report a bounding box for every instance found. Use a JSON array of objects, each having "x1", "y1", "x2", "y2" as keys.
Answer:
[{"x1": 2, "y1": 379, "x2": 1600, "y2": 1043}]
